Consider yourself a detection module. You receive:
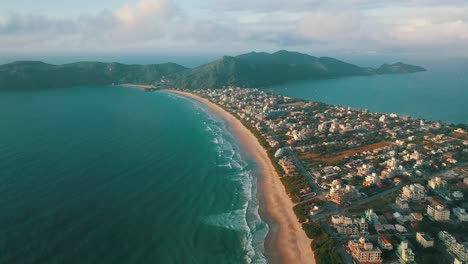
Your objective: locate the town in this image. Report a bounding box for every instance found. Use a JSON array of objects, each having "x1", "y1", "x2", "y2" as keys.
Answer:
[{"x1": 188, "y1": 87, "x2": 468, "y2": 264}]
